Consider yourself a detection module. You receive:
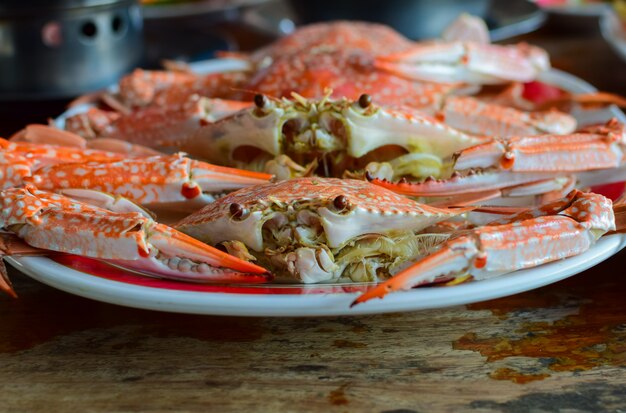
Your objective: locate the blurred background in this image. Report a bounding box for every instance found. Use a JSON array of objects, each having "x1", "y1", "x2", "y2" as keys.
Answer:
[{"x1": 1, "y1": 0, "x2": 625, "y2": 135}]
